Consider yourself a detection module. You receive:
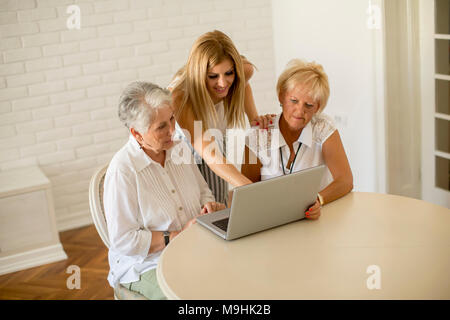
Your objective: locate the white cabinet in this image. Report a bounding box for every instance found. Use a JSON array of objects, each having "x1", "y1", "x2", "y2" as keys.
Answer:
[{"x1": 0, "y1": 166, "x2": 67, "y2": 275}]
